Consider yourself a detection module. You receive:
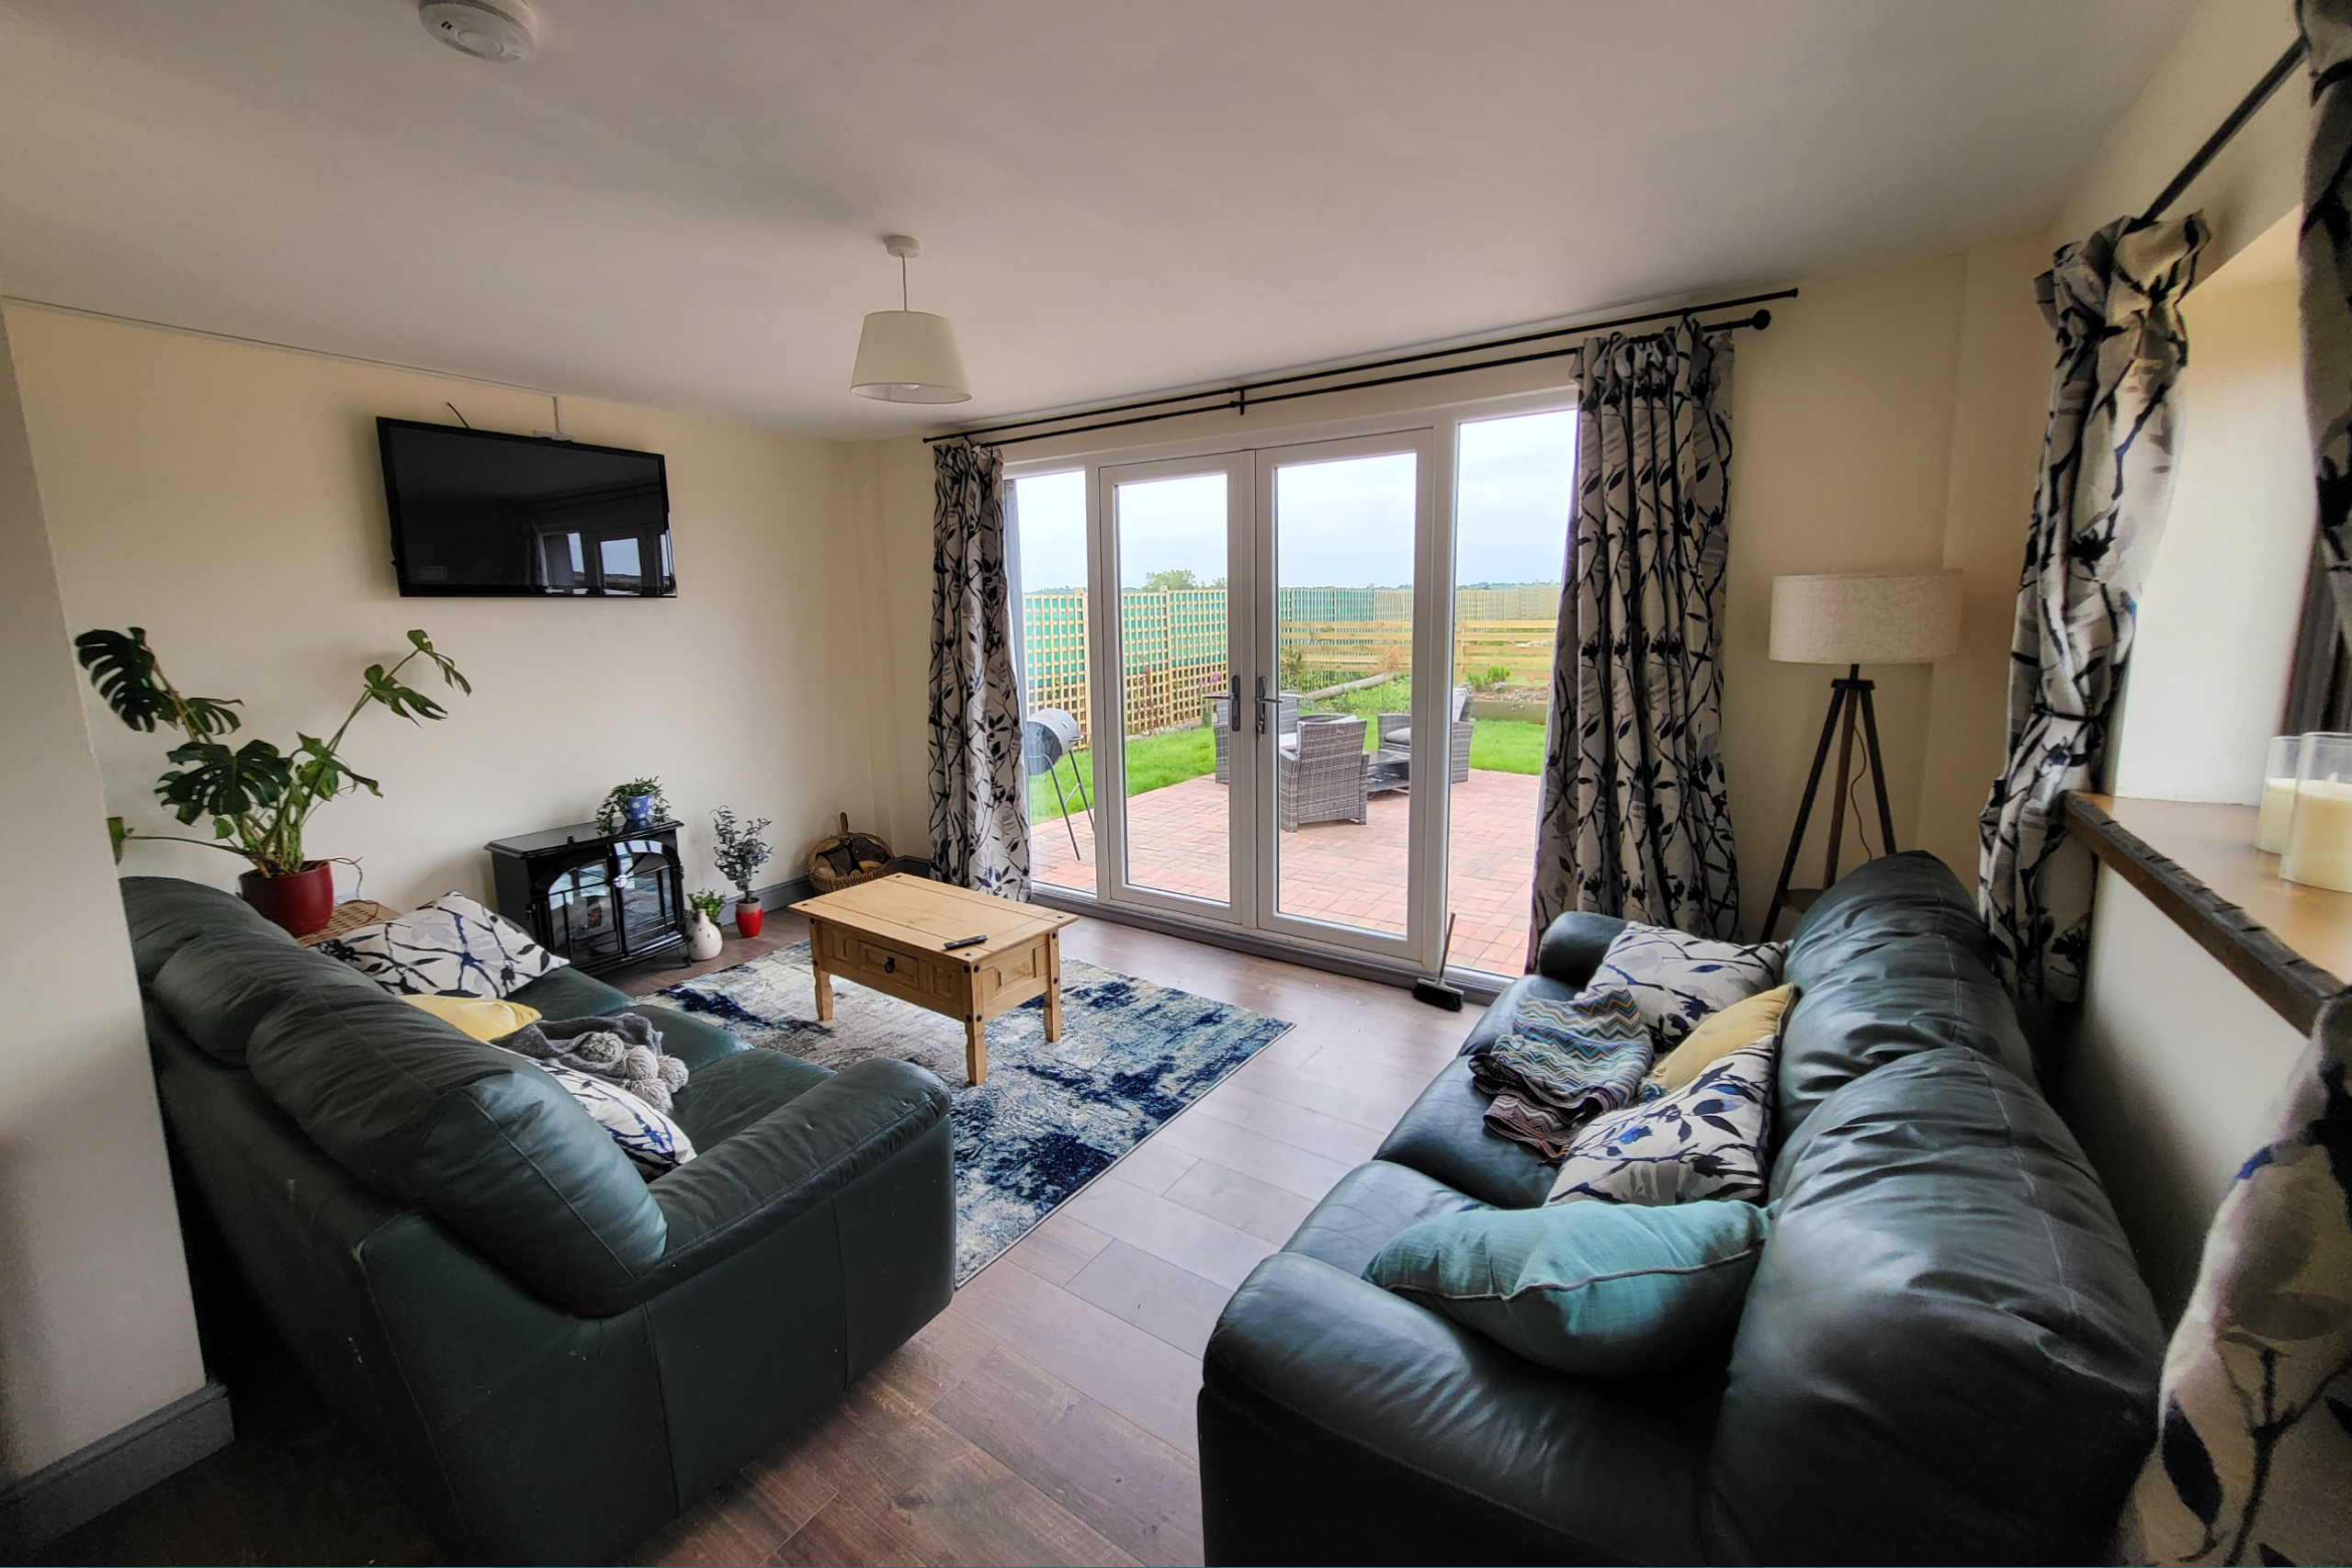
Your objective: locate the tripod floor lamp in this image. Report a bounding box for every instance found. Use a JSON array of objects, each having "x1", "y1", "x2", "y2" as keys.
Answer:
[{"x1": 1760, "y1": 570, "x2": 1963, "y2": 938}]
